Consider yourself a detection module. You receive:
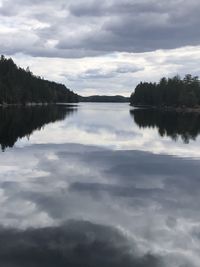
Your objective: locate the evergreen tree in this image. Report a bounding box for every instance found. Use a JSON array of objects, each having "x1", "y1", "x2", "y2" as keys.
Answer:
[
  {"x1": 130, "y1": 75, "x2": 200, "y2": 108},
  {"x1": 0, "y1": 56, "x2": 79, "y2": 104}
]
